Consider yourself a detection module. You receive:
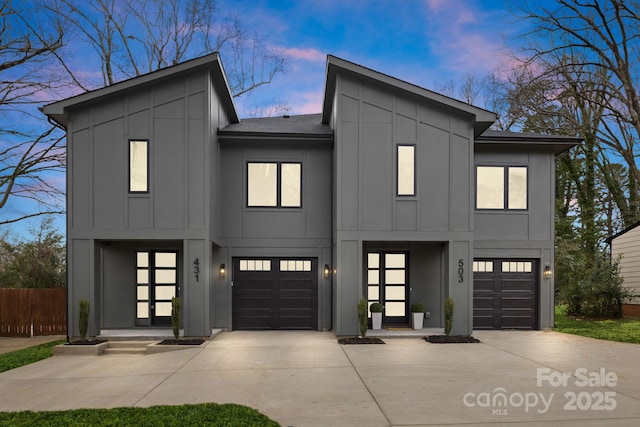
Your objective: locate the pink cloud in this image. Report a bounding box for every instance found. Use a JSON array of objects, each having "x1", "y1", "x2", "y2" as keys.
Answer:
[
  {"x1": 280, "y1": 47, "x2": 325, "y2": 63},
  {"x1": 288, "y1": 89, "x2": 324, "y2": 115}
]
